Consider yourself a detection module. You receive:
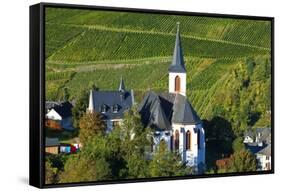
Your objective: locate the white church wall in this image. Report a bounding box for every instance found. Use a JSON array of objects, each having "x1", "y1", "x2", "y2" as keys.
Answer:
[
  {"x1": 172, "y1": 123, "x2": 205, "y2": 167},
  {"x1": 169, "y1": 72, "x2": 186, "y2": 96}
]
